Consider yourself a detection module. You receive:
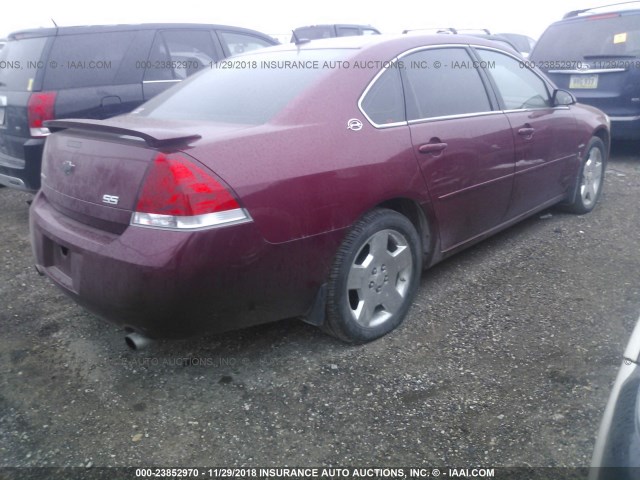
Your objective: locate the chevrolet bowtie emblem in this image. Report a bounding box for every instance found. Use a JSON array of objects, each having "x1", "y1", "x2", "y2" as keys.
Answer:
[{"x1": 62, "y1": 160, "x2": 76, "y2": 175}]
